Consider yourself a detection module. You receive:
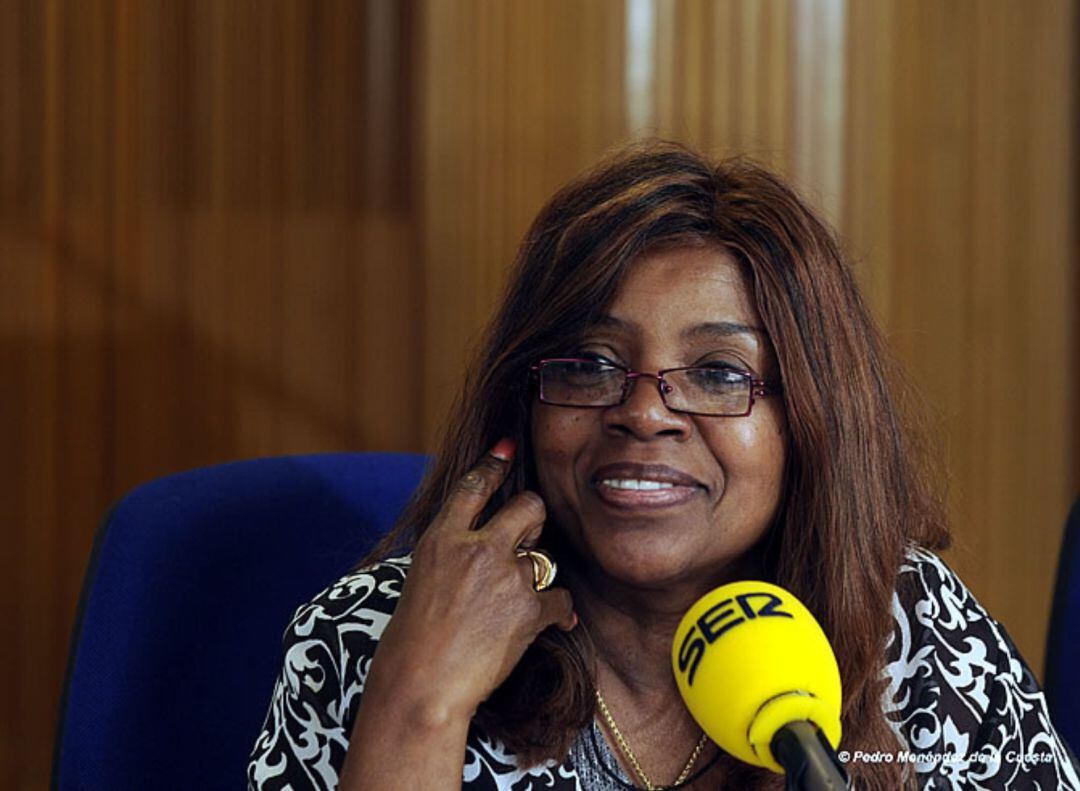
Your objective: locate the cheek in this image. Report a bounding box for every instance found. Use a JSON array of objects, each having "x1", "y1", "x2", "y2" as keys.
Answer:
[
  {"x1": 704, "y1": 413, "x2": 787, "y2": 492},
  {"x1": 530, "y1": 407, "x2": 591, "y2": 496}
]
